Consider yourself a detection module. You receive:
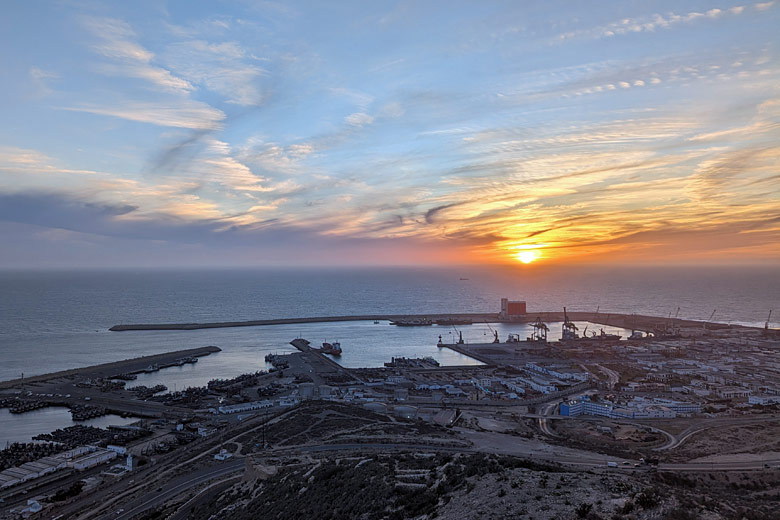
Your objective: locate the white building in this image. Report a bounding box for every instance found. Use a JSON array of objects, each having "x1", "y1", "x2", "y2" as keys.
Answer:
[
  {"x1": 717, "y1": 387, "x2": 751, "y2": 399},
  {"x1": 748, "y1": 395, "x2": 780, "y2": 405},
  {"x1": 525, "y1": 362, "x2": 589, "y2": 382},
  {"x1": 515, "y1": 375, "x2": 557, "y2": 394},
  {"x1": 214, "y1": 449, "x2": 233, "y2": 461}
]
